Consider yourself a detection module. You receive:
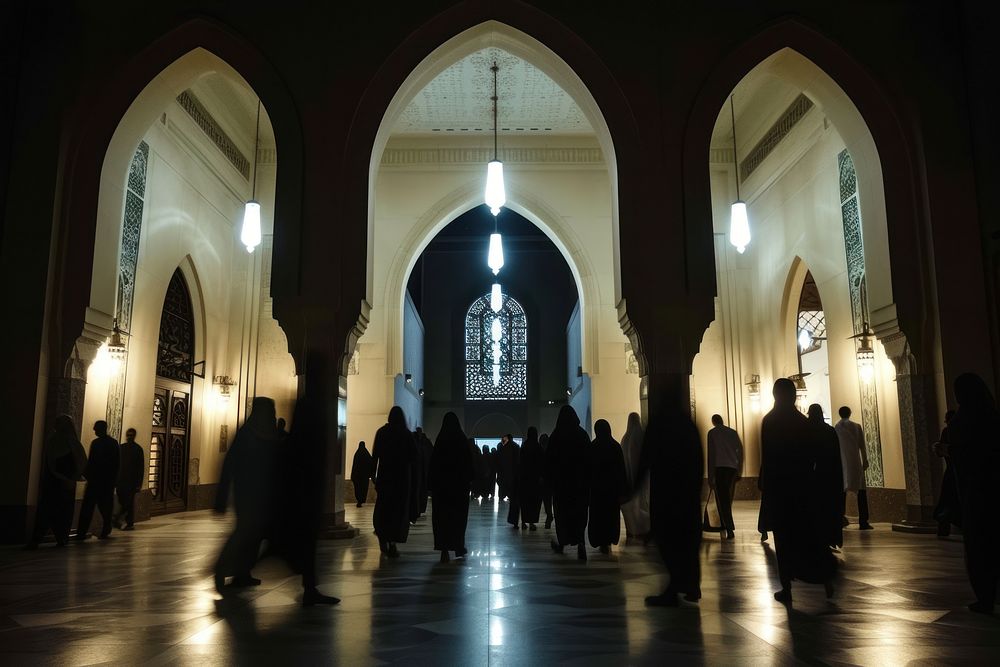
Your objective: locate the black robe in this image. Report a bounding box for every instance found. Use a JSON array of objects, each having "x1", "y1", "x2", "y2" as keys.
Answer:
[
  {"x1": 430, "y1": 414, "x2": 474, "y2": 552},
  {"x1": 498, "y1": 441, "x2": 516, "y2": 501},
  {"x1": 351, "y1": 446, "x2": 373, "y2": 504},
  {"x1": 588, "y1": 430, "x2": 628, "y2": 547},
  {"x1": 417, "y1": 432, "x2": 434, "y2": 515},
  {"x1": 761, "y1": 405, "x2": 836, "y2": 585},
  {"x1": 372, "y1": 412, "x2": 417, "y2": 543},
  {"x1": 811, "y1": 417, "x2": 845, "y2": 548},
  {"x1": 518, "y1": 433, "x2": 545, "y2": 524},
  {"x1": 546, "y1": 407, "x2": 591, "y2": 547},
  {"x1": 505, "y1": 442, "x2": 521, "y2": 526},
  {"x1": 637, "y1": 413, "x2": 703, "y2": 597}
]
